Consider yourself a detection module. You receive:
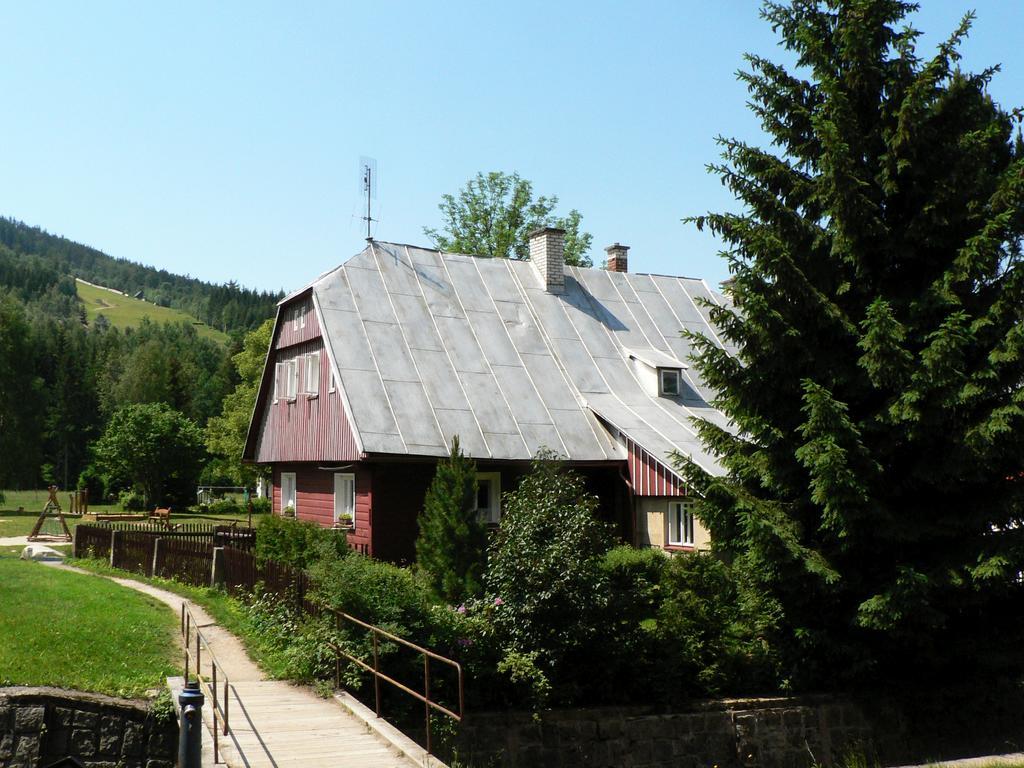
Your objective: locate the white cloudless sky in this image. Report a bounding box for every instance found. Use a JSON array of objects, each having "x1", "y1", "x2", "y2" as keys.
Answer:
[{"x1": 1, "y1": 1, "x2": 1021, "y2": 294}]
